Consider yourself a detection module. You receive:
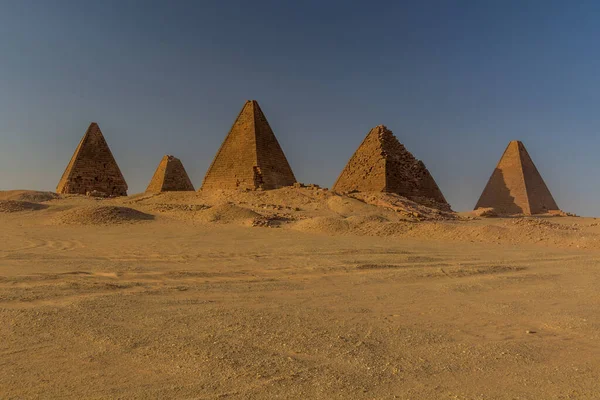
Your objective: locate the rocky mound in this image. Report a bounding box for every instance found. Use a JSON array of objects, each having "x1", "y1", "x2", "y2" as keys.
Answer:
[
  {"x1": 472, "y1": 207, "x2": 498, "y2": 218},
  {"x1": 52, "y1": 206, "x2": 154, "y2": 225},
  {"x1": 326, "y1": 195, "x2": 378, "y2": 217},
  {"x1": 196, "y1": 204, "x2": 260, "y2": 224},
  {"x1": 0, "y1": 190, "x2": 59, "y2": 202},
  {"x1": 349, "y1": 192, "x2": 456, "y2": 221},
  {"x1": 0, "y1": 200, "x2": 48, "y2": 213}
]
